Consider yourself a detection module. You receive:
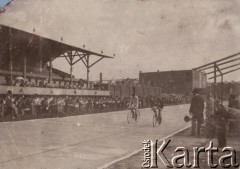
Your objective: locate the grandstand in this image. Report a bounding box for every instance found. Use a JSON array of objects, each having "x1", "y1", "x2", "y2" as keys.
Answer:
[
  {"x1": 0, "y1": 24, "x2": 169, "y2": 99},
  {"x1": 0, "y1": 24, "x2": 194, "y2": 123},
  {"x1": 0, "y1": 24, "x2": 113, "y2": 96}
]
